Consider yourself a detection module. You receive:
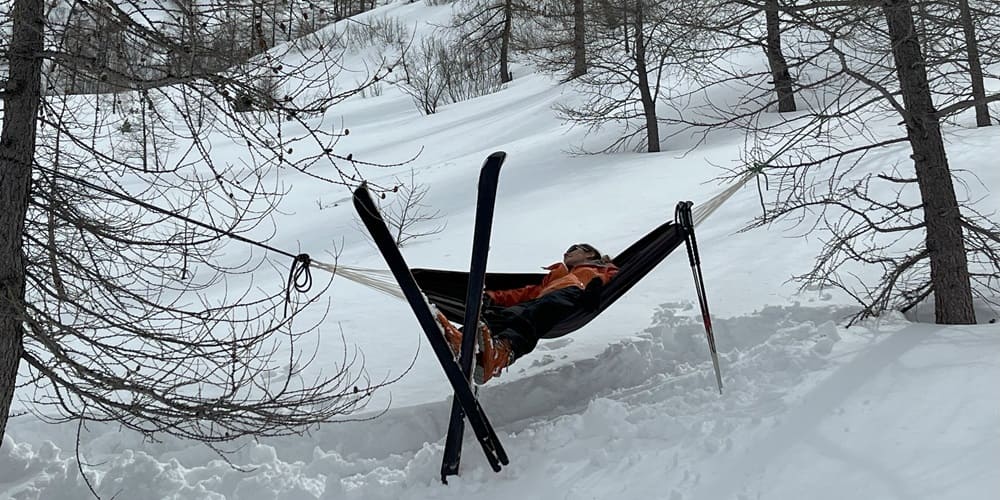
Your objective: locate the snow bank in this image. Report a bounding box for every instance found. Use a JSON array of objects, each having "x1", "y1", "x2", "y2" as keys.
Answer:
[{"x1": 8, "y1": 304, "x2": 996, "y2": 500}]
